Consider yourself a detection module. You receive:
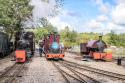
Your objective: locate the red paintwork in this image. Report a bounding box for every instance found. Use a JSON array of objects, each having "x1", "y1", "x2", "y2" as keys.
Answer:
[
  {"x1": 46, "y1": 53, "x2": 64, "y2": 59},
  {"x1": 93, "y1": 52, "x2": 112, "y2": 61},
  {"x1": 15, "y1": 50, "x2": 26, "y2": 62},
  {"x1": 49, "y1": 34, "x2": 54, "y2": 45}
]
